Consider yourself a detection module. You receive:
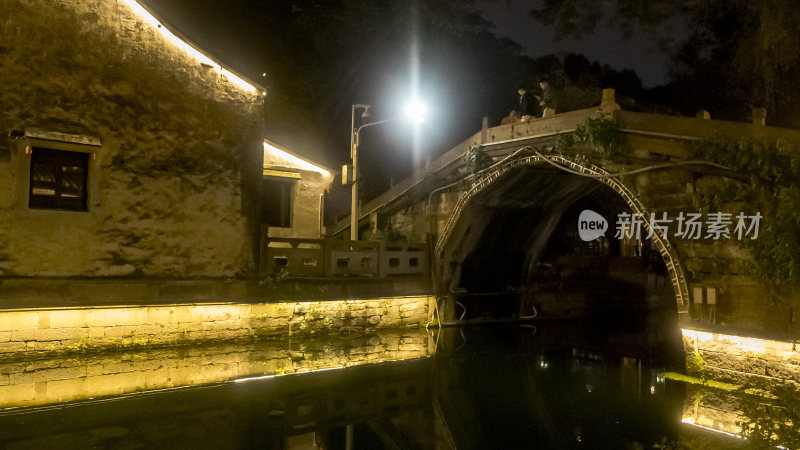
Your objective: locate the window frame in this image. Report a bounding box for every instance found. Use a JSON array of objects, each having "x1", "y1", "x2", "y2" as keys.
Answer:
[
  {"x1": 28, "y1": 147, "x2": 90, "y2": 212},
  {"x1": 14, "y1": 135, "x2": 100, "y2": 215},
  {"x1": 261, "y1": 175, "x2": 297, "y2": 228}
]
